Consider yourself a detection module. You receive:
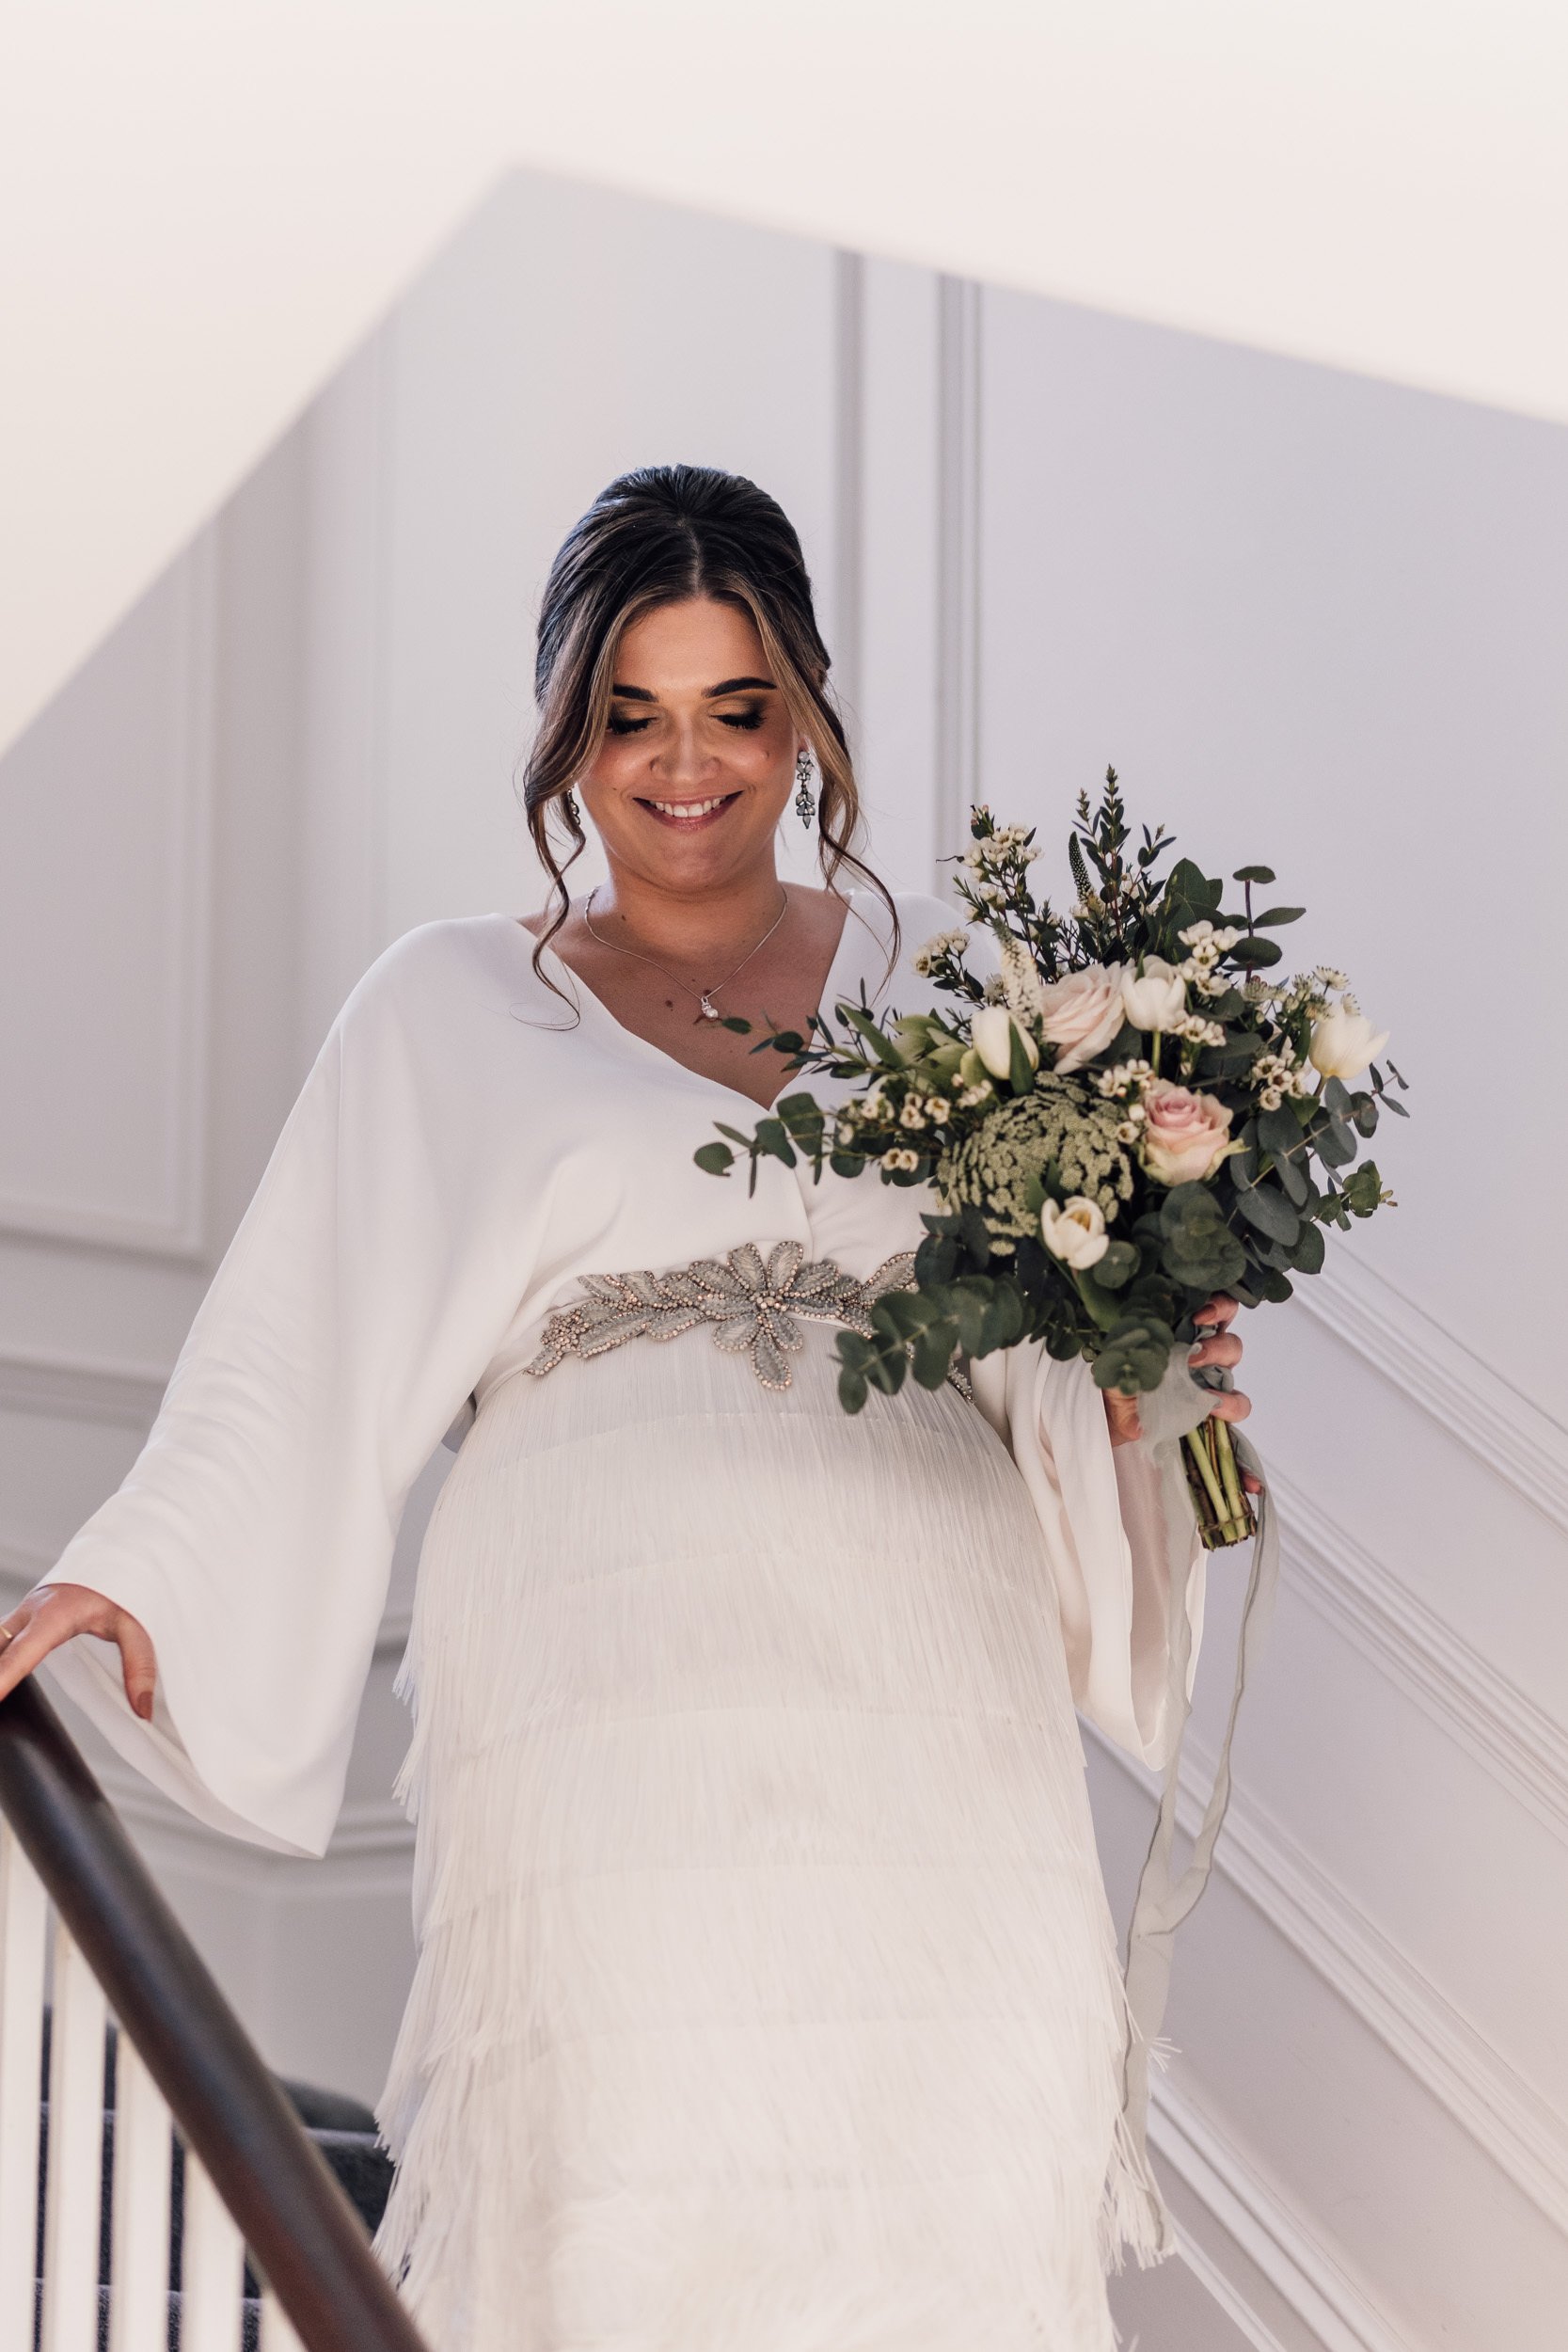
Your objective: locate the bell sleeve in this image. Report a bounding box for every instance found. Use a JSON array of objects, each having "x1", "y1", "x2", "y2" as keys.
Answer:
[
  {"x1": 969, "y1": 1343, "x2": 1208, "y2": 1771},
  {"x1": 38, "y1": 927, "x2": 517, "y2": 1858}
]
